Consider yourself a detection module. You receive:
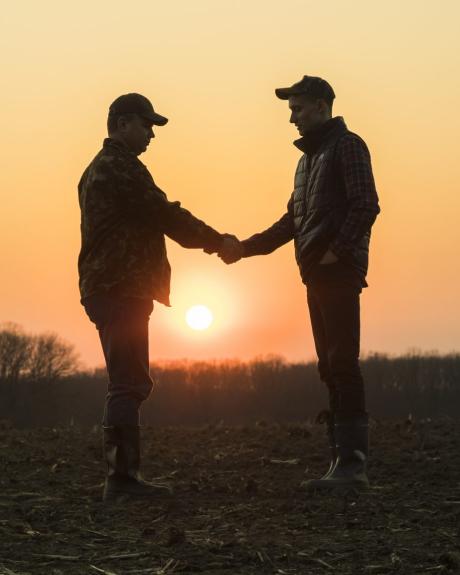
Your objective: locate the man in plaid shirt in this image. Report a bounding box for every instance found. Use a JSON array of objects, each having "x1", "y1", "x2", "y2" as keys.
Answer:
[{"x1": 219, "y1": 75, "x2": 380, "y2": 489}]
